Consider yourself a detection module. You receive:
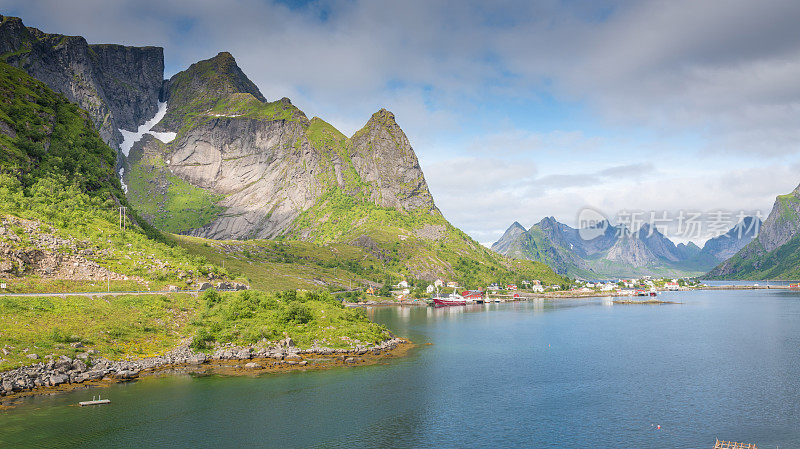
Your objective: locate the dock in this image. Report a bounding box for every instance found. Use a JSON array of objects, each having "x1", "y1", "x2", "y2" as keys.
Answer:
[{"x1": 79, "y1": 396, "x2": 111, "y2": 406}]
